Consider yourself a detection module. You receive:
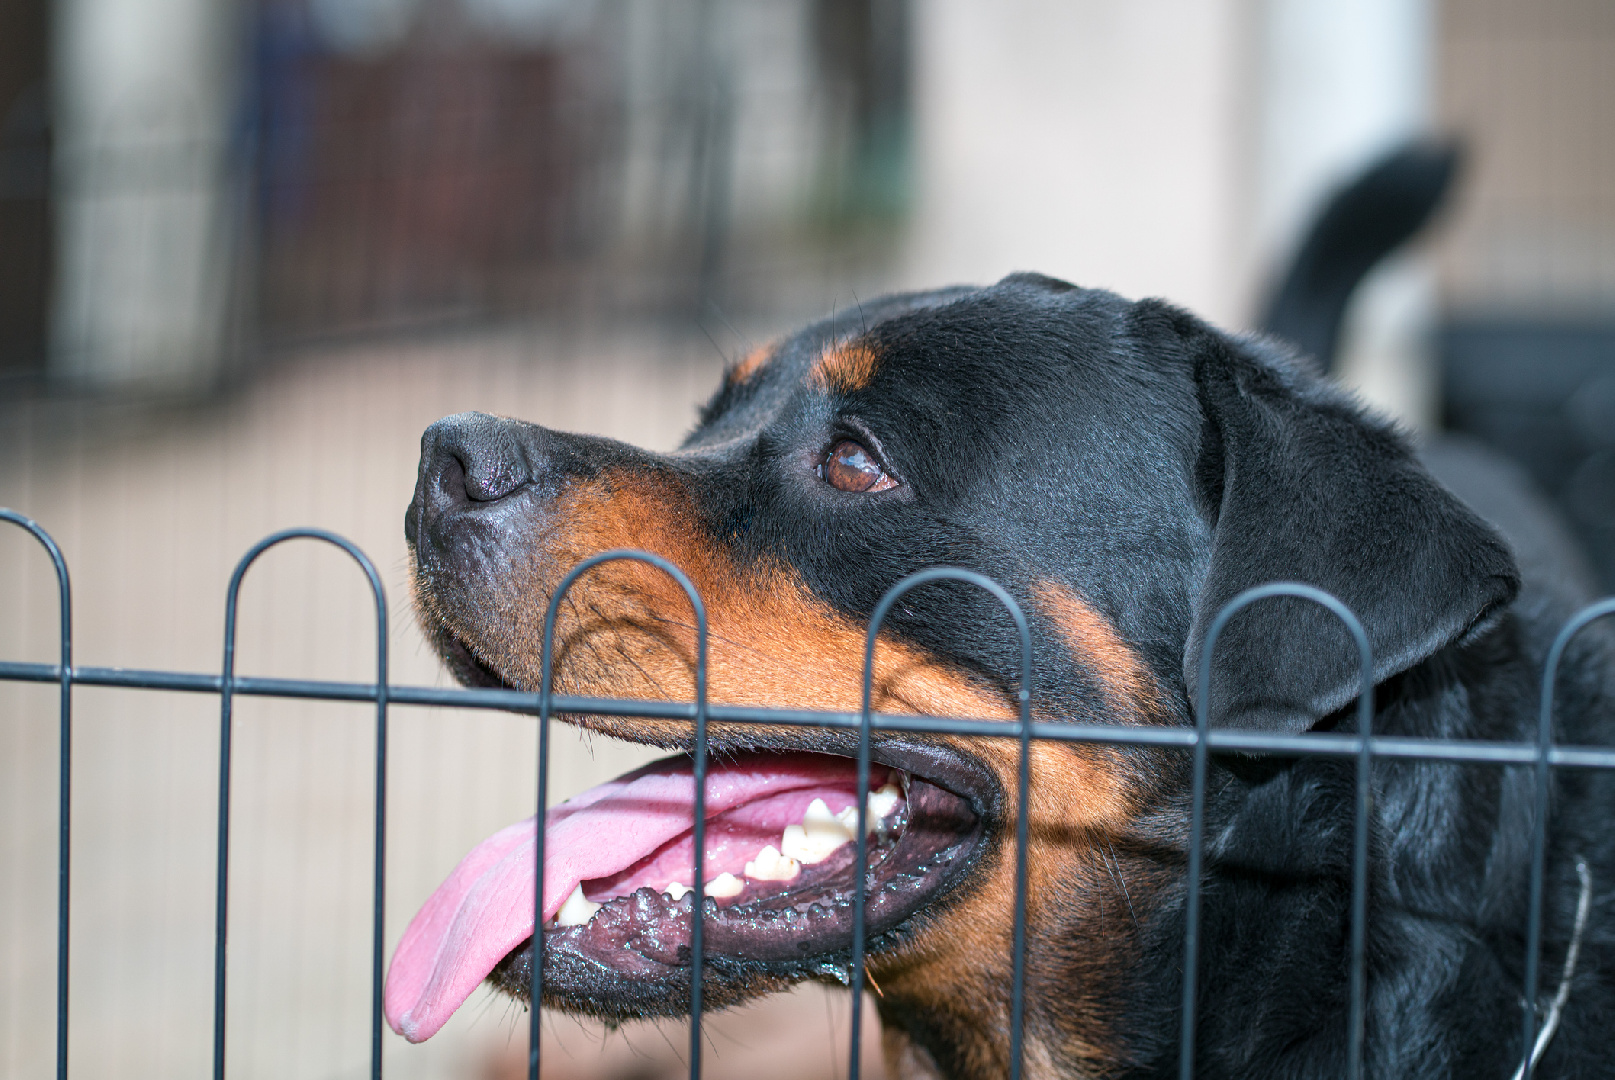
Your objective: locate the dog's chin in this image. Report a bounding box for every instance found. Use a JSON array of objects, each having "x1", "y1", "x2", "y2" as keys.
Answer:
[{"x1": 433, "y1": 623, "x2": 522, "y2": 691}]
